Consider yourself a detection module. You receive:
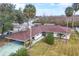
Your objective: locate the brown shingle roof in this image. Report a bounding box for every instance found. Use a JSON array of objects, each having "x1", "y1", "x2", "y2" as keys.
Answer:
[{"x1": 6, "y1": 25, "x2": 71, "y2": 42}]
